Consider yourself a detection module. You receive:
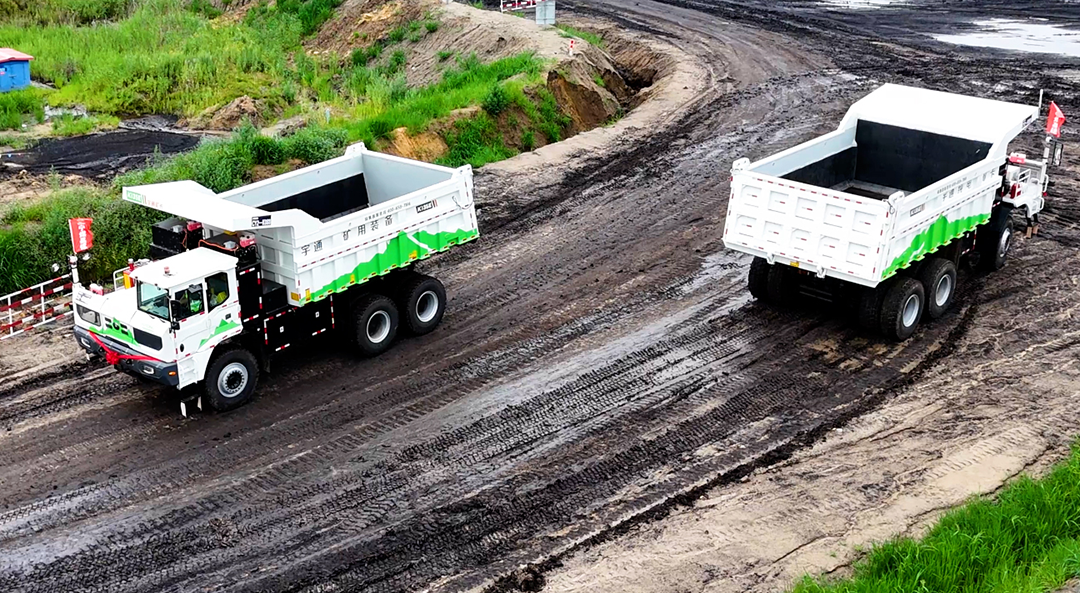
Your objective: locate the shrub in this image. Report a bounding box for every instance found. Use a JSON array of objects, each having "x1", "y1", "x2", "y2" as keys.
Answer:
[
  {"x1": 281, "y1": 126, "x2": 347, "y2": 164},
  {"x1": 522, "y1": 130, "x2": 535, "y2": 152},
  {"x1": 187, "y1": 0, "x2": 221, "y2": 18},
  {"x1": 437, "y1": 50, "x2": 454, "y2": 62},
  {"x1": 248, "y1": 134, "x2": 286, "y2": 165},
  {"x1": 481, "y1": 84, "x2": 510, "y2": 116},
  {"x1": 425, "y1": 21, "x2": 438, "y2": 33},
  {"x1": 387, "y1": 49, "x2": 406, "y2": 74}
]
